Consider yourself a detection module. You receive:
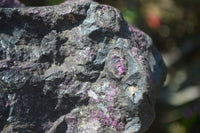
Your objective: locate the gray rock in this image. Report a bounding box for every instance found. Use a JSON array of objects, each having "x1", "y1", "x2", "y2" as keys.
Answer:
[{"x1": 0, "y1": 0, "x2": 167, "y2": 132}]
